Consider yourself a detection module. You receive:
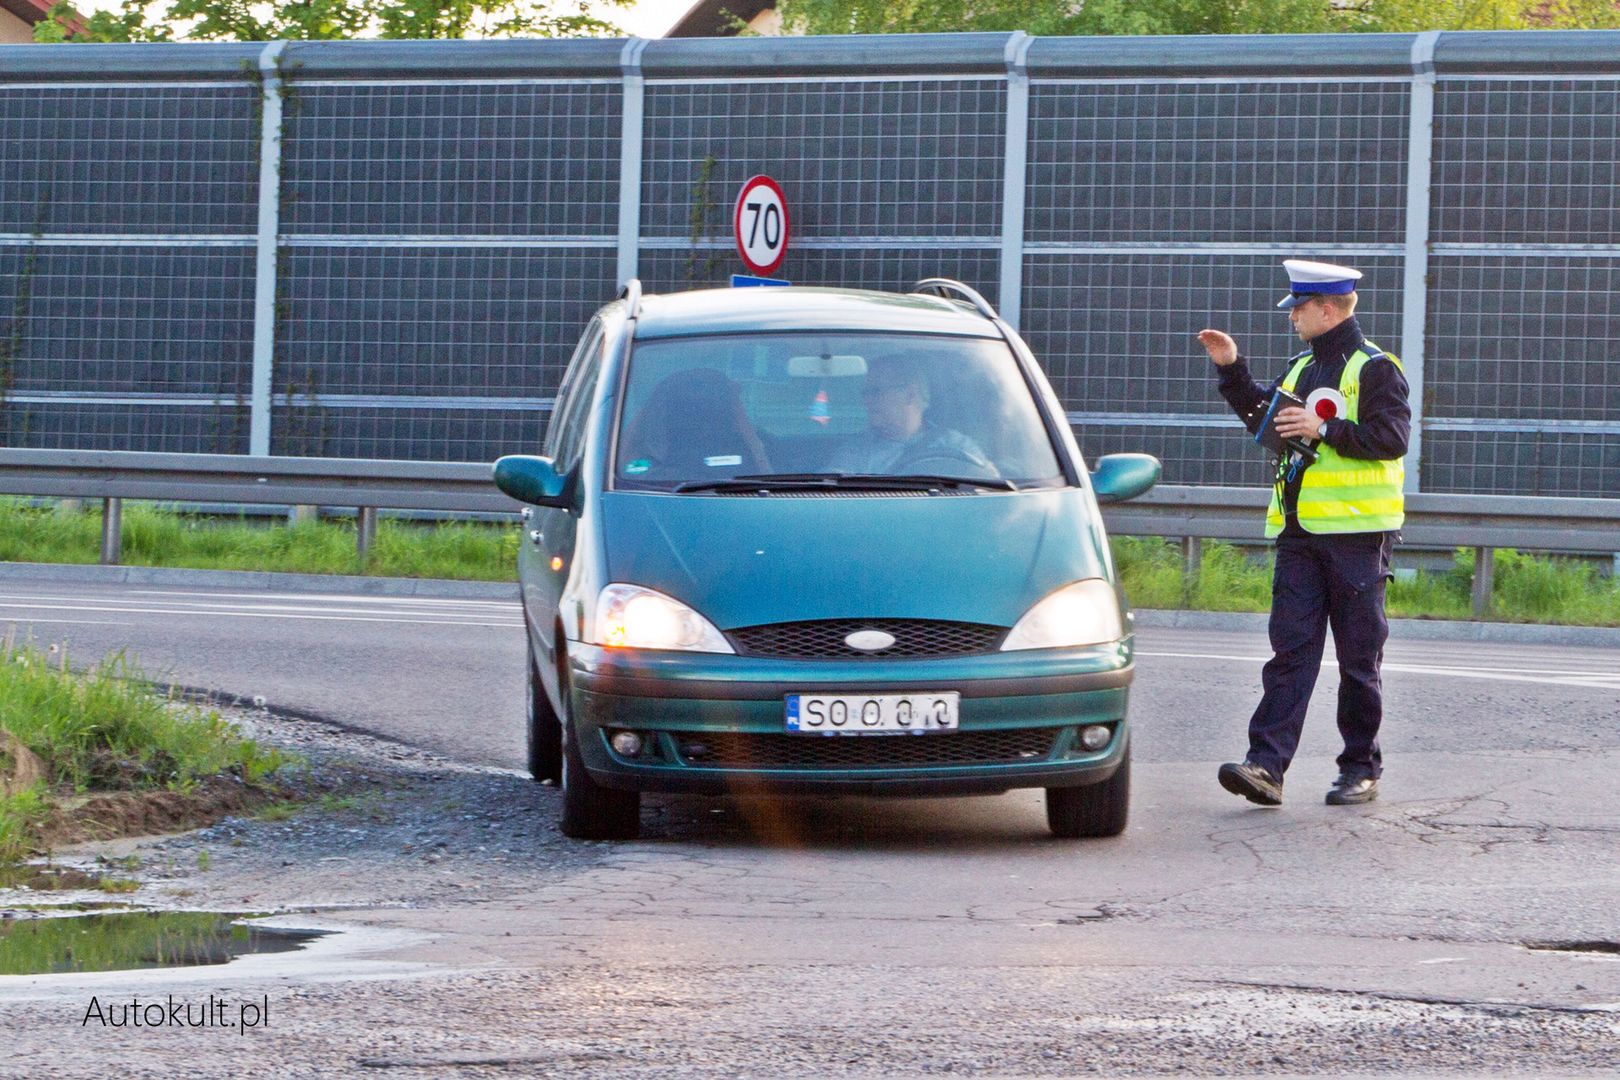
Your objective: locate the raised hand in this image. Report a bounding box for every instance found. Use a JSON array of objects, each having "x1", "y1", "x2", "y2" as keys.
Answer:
[{"x1": 1196, "y1": 329, "x2": 1238, "y2": 367}]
